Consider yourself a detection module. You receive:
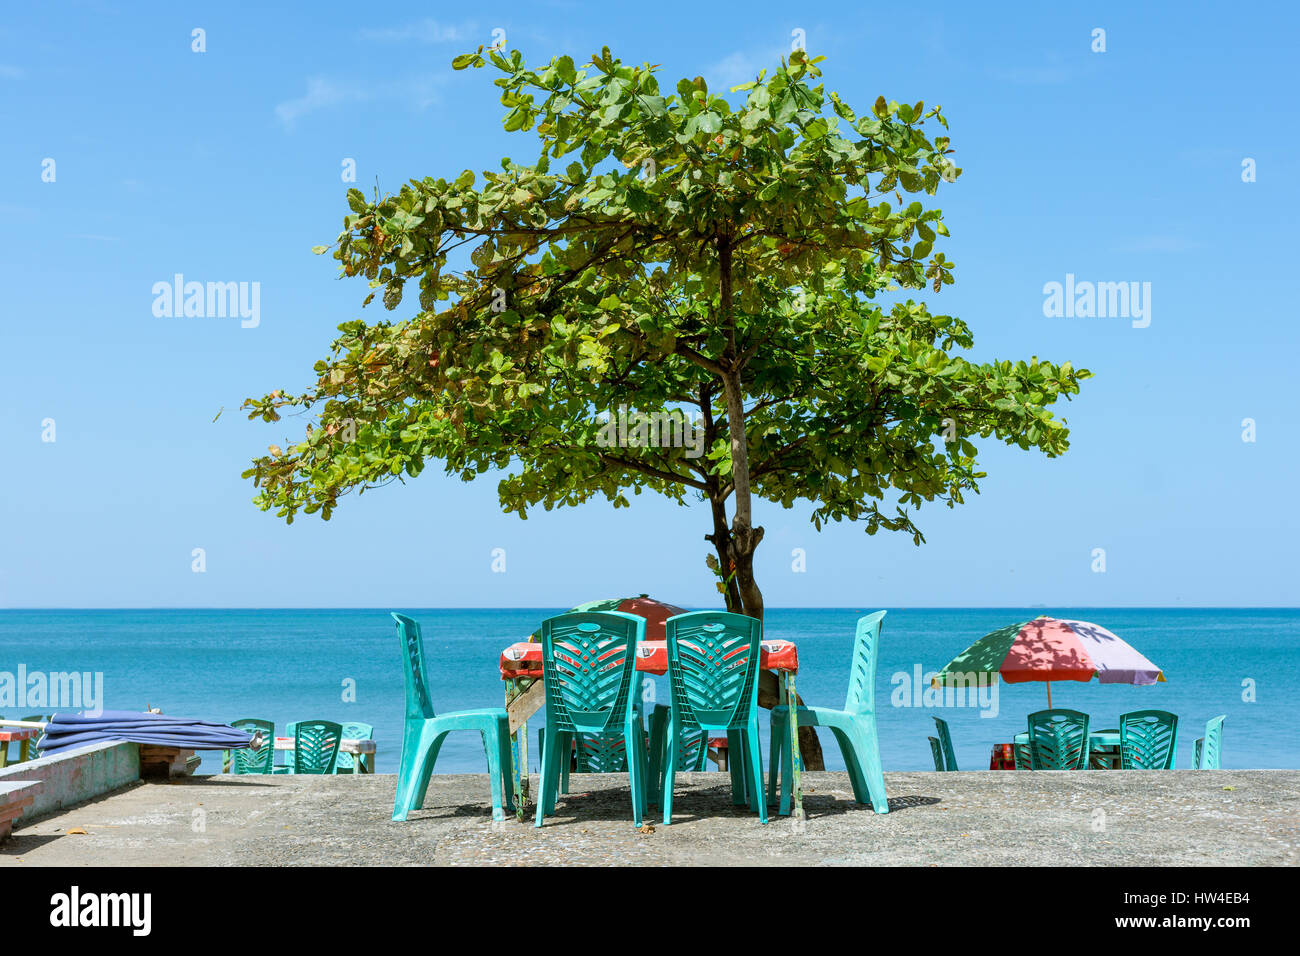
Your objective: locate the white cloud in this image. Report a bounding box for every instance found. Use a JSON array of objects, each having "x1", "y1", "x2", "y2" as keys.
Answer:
[
  {"x1": 361, "y1": 19, "x2": 472, "y2": 44},
  {"x1": 704, "y1": 48, "x2": 786, "y2": 92},
  {"x1": 275, "y1": 77, "x2": 368, "y2": 126},
  {"x1": 1113, "y1": 235, "x2": 1205, "y2": 253},
  {"x1": 275, "y1": 75, "x2": 448, "y2": 127},
  {"x1": 993, "y1": 66, "x2": 1069, "y2": 85},
  {"x1": 991, "y1": 56, "x2": 1070, "y2": 85}
]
